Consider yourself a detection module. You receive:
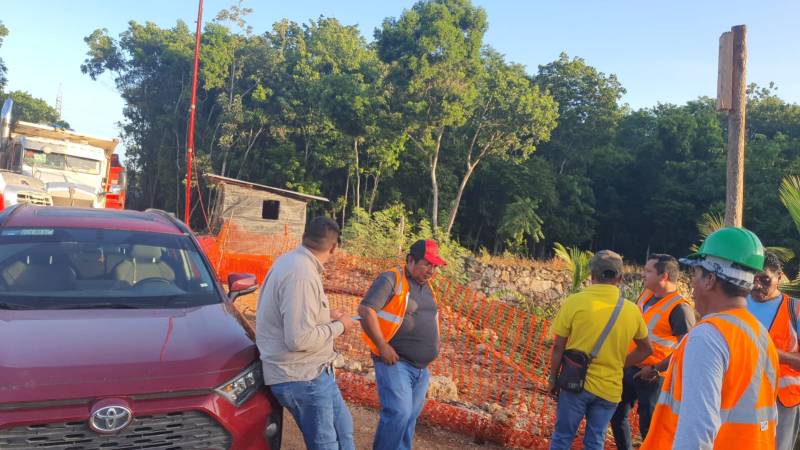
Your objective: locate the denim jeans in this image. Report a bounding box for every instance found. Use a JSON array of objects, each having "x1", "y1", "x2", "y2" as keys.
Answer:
[
  {"x1": 610, "y1": 367, "x2": 663, "y2": 450},
  {"x1": 269, "y1": 368, "x2": 355, "y2": 450},
  {"x1": 550, "y1": 389, "x2": 618, "y2": 450},
  {"x1": 777, "y1": 401, "x2": 800, "y2": 450},
  {"x1": 373, "y1": 359, "x2": 430, "y2": 450}
]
